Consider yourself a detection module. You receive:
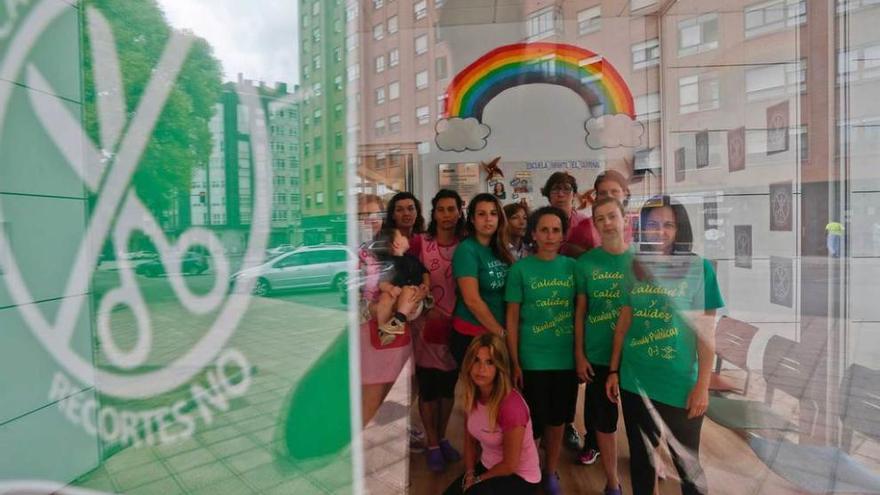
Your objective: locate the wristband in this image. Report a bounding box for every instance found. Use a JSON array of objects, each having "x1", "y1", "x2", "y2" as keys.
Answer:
[{"x1": 608, "y1": 369, "x2": 619, "y2": 375}]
